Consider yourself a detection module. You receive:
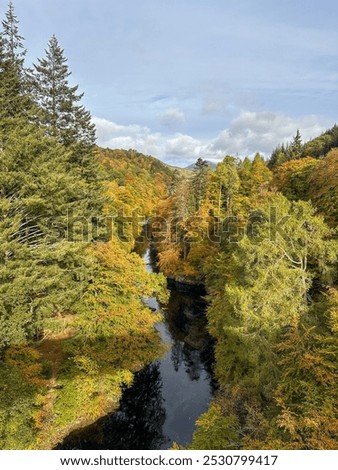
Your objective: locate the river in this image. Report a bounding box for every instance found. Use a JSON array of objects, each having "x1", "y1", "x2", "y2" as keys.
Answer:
[{"x1": 58, "y1": 246, "x2": 215, "y2": 450}]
